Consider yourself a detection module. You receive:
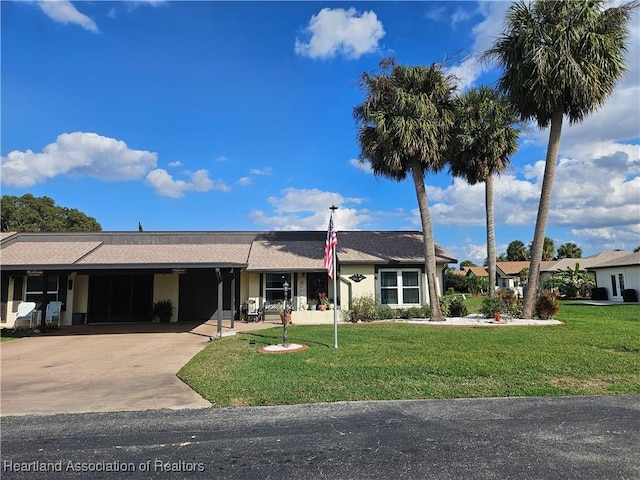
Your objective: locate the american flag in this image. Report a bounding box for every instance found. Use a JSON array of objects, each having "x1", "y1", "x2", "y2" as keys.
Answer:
[{"x1": 323, "y1": 214, "x2": 337, "y2": 279}]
